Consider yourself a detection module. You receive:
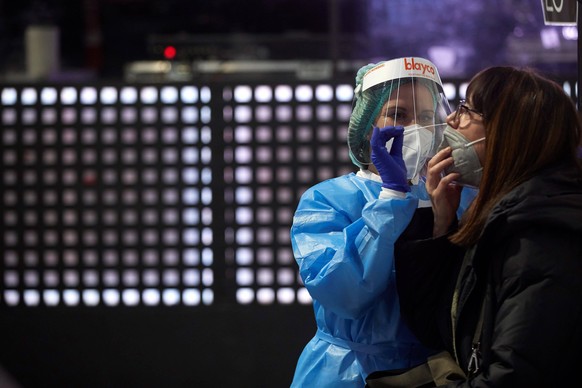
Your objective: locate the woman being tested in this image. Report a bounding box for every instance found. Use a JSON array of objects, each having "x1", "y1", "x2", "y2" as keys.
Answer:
[
  {"x1": 392, "y1": 66, "x2": 582, "y2": 386},
  {"x1": 290, "y1": 57, "x2": 454, "y2": 387}
]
